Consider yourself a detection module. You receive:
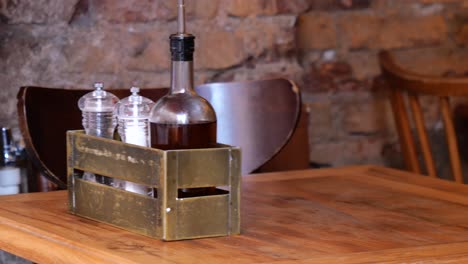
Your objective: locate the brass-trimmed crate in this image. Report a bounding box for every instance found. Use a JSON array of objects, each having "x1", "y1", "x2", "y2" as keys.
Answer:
[{"x1": 67, "y1": 130, "x2": 241, "y2": 241}]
